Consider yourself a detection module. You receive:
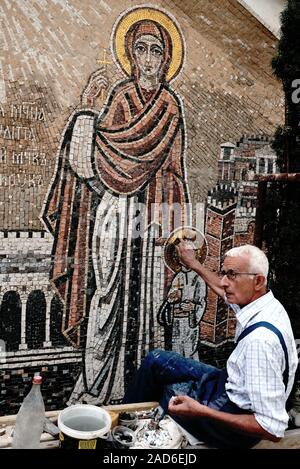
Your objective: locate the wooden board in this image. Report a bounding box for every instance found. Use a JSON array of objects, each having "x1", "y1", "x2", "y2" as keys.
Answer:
[{"x1": 1, "y1": 402, "x2": 300, "y2": 449}]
